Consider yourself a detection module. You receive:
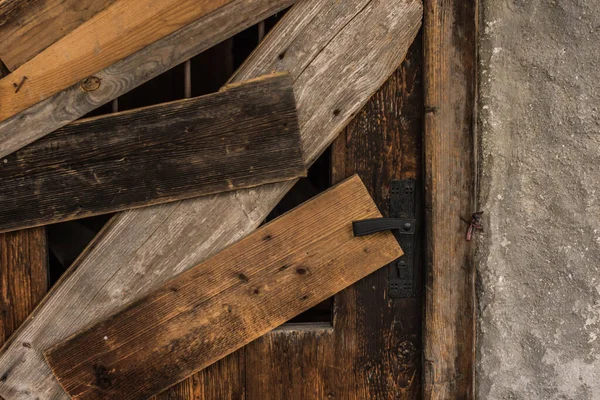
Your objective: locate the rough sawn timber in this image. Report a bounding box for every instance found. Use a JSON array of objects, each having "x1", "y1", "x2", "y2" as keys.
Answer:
[
  {"x1": 0, "y1": 0, "x2": 423, "y2": 399},
  {"x1": 0, "y1": 73, "x2": 304, "y2": 233},
  {"x1": 0, "y1": 0, "x2": 117, "y2": 71},
  {"x1": 0, "y1": 0, "x2": 241, "y2": 122},
  {"x1": 0, "y1": 0, "x2": 296, "y2": 159},
  {"x1": 44, "y1": 176, "x2": 403, "y2": 400},
  {"x1": 423, "y1": 0, "x2": 478, "y2": 398}
]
